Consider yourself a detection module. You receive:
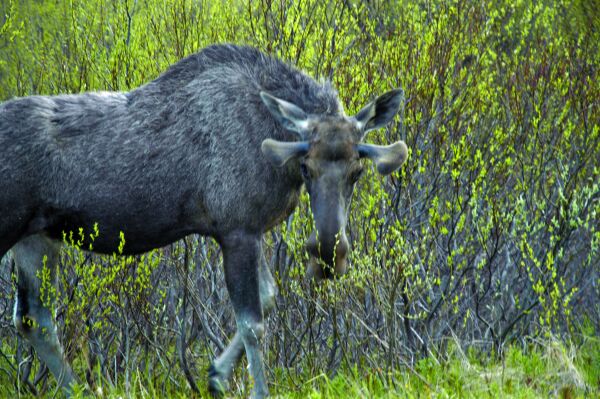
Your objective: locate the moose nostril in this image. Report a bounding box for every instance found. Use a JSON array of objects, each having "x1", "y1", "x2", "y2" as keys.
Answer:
[
  {"x1": 305, "y1": 234, "x2": 319, "y2": 257},
  {"x1": 305, "y1": 232, "x2": 350, "y2": 280},
  {"x1": 336, "y1": 237, "x2": 349, "y2": 258},
  {"x1": 305, "y1": 232, "x2": 349, "y2": 262}
]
